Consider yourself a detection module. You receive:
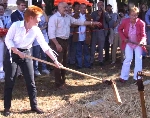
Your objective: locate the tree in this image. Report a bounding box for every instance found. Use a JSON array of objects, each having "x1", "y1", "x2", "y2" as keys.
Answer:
[{"x1": 43, "y1": 0, "x2": 54, "y2": 15}]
